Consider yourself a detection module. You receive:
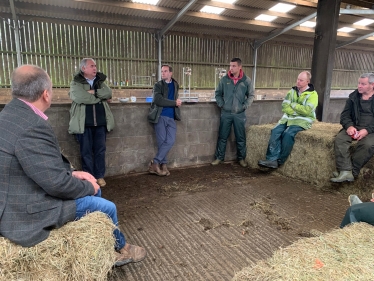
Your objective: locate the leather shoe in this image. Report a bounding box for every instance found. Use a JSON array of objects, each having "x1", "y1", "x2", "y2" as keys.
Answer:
[
  {"x1": 239, "y1": 159, "x2": 248, "y2": 167},
  {"x1": 330, "y1": 170, "x2": 354, "y2": 183},
  {"x1": 114, "y1": 243, "x2": 147, "y2": 267},
  {"x1": 97, "y1": 178, "x2": 106, "y2": 187},
  {"x1": 258, "y1": 159, "x2": 278, "y2": 169},
  {"x1": 149, "y1": 160, "x2": 167, "y2": 176},
  {"x1": 211, "y1": 159, "x2": 222, "y2": 166},
  {"x1": 161, "y1": 163, "x2": 171, "y2": 176}
]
